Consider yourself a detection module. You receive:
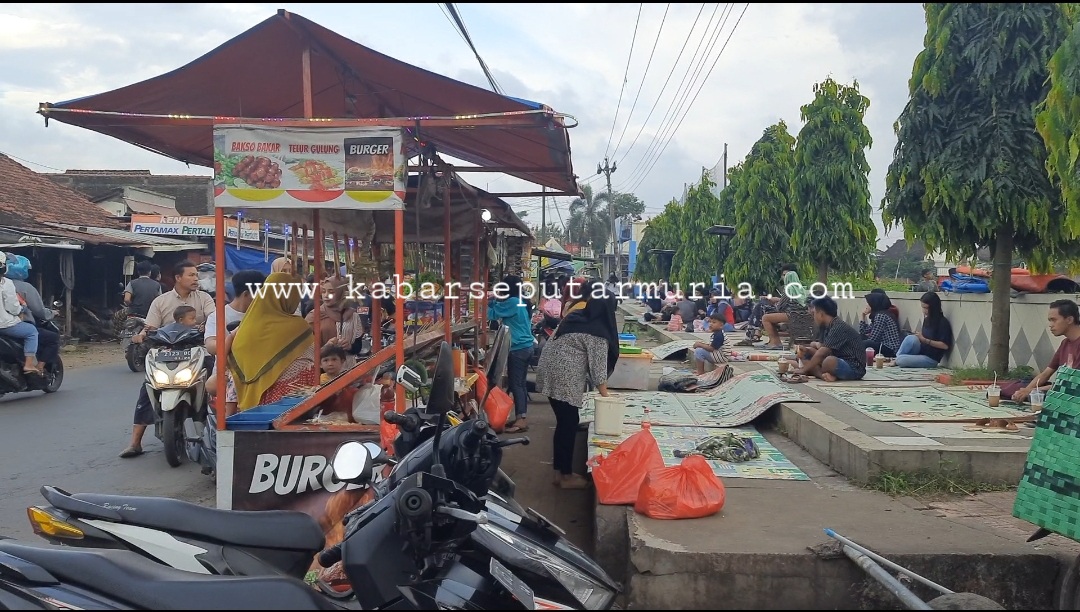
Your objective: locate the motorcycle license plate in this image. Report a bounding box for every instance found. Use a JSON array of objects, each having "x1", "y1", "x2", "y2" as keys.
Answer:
[{"x1": 157, "y1": 349, "x2": 191, "y2": 362}]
